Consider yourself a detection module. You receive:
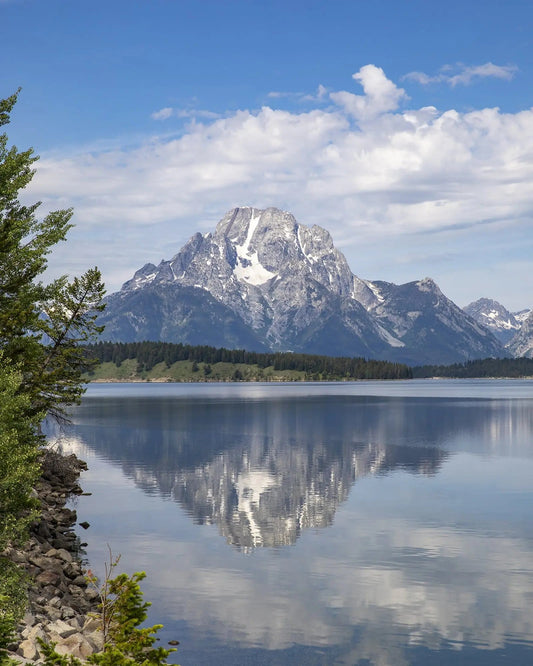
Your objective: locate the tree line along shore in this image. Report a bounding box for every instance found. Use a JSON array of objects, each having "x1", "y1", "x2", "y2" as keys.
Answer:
[
  {"x1": 83, "y1": 341, "x2": 412, "y2": 381},
  {"x1": 83, "y1": 341, "x2": 533, "y2": 382}
]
